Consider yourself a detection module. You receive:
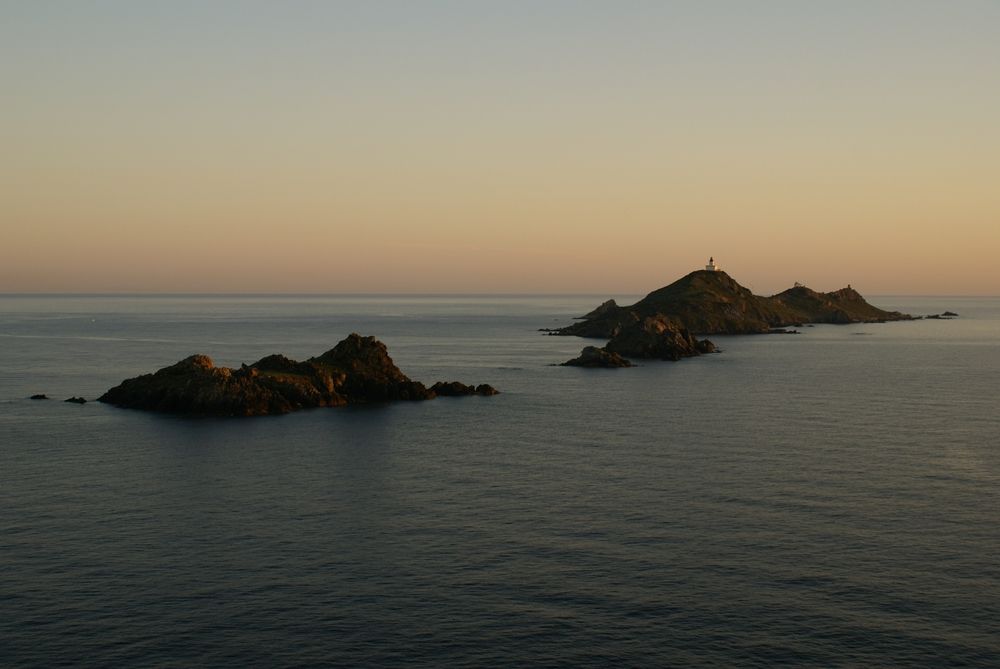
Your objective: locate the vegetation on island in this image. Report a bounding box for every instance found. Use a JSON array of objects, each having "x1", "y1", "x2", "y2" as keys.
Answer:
[{"x1": 556, "y1": 270, "x2": 912, "y2": 367}]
